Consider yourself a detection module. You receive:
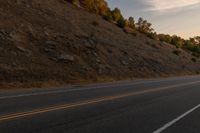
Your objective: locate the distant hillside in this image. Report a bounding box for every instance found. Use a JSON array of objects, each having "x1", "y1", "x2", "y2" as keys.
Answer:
[{"x1": 0, "y1": 0, "x2": 200, "y2": 89}]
